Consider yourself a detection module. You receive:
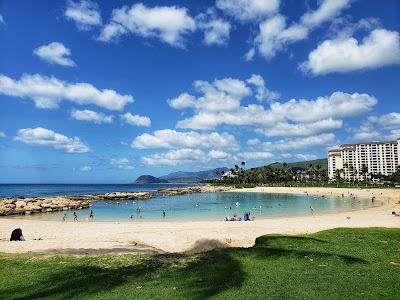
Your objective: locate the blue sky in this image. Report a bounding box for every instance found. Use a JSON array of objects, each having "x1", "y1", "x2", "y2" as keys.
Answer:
[{"x1": 0, "y1": 0, "x2": 399, "y2": 183}]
